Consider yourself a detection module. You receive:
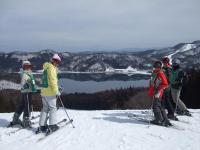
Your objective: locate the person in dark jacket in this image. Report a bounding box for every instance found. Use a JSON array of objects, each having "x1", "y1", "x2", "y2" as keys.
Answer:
[
  {"x1": 170, "y1": 59, "x2": 191, "y2": 116},
  {"x1": 162, "y1": 57, "x2": 178, "y2": 120},
  {"x1": 148, "y1": 61, "x2": 172, "y2": 126}
]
